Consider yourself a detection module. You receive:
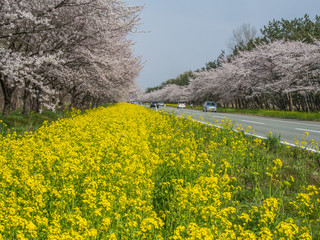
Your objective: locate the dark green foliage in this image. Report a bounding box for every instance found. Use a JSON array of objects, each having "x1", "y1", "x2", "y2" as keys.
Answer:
[
  {"x1": 0, "y1": 110, "x2": 65, "y2": 136},
  {"x1": 198, "y1": 51, "x2": 226, "y2": 71},
  {"x1": 261, "y1": 14, "x2": 320, "y2": 43},
  {"x1": 230, "y1": 14, "x2": 320, "y2": 57},
  {"x1": 145, "y1": 71, "x2": 194, "y2": 93},
  {"x1": 264, "y1": 134, "x2": 282, "y2": 151}
]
